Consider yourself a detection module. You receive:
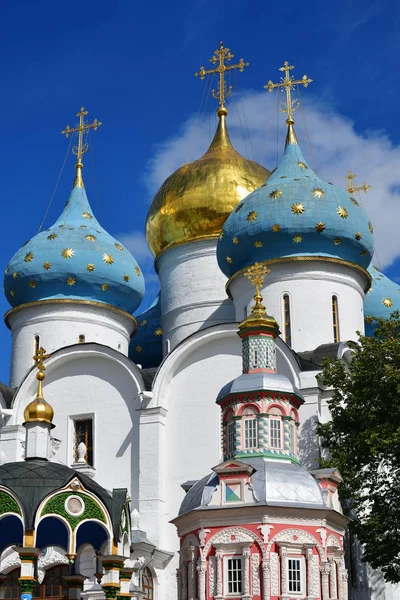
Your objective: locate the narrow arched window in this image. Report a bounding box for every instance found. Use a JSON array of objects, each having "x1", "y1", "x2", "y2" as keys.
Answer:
[
  {"x1": 225, "y1": 410, "x2": 235, "y2": 455},
  {"x1": 78, "y1": 334, "x2": 85, "y2": 344},
  {"x1": 332, "y1": 295, "x2": 340, "y2": 343},
  {"x1": 269, "y1": 407, "x2": 283, "y2": 450},
  {"x1": 283, "y1": 294, "x2": 292, "y2": 347},
  {"x1": 33, "y1": 334, "x2": 40, "y2": 360},
  {"x1": 142, "y1": 567, "x2": 154, "y2": 600}
]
